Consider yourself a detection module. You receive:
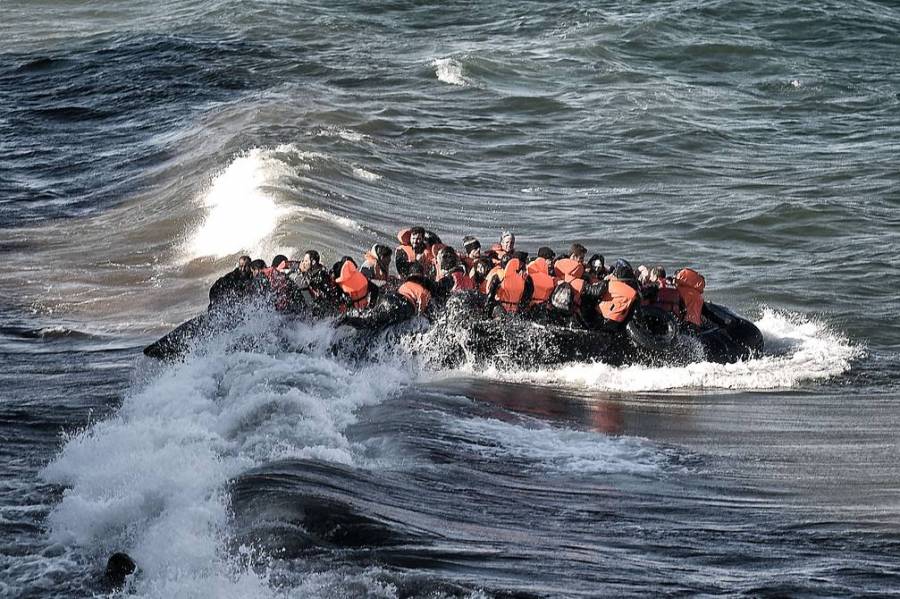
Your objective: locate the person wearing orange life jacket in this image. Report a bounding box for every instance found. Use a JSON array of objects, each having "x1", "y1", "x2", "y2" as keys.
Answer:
[
  {"x1": 333, "y1": 257, "x2": 379, "y2": 312},
  {"x1": 554, "y1": 244, "x2": 589, "y2": 305},
  {"x1": 674, "y1": 267, "x2": 706, "y2": 327},
  {"x1": 359, "y1": 244, "x2": 395, "y2": 288},
  {"x1": 435, "y1": 247, "x2": 475, "y2": 294},
  {"x1": 489, "y1": 231, "x2": 516, "y2": 265},
  {"x1": 395, "y1": 227, "x2": 438, "y2": 278},
  {"x1": 580, "y1": 259, "x2": 640, "y2": 332},
  {"x1": 344, "y1": 262, "x2": 440, "y2": 330},
  {"x1": 484, "y1": 253, "x2": 534, "y2": 317},
  {"x1": 397, "y1": 262, "x2": 440, "y2": 315},
  {"x1": 525, "y1": 247, "x2": 557, "y2": 308}
]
